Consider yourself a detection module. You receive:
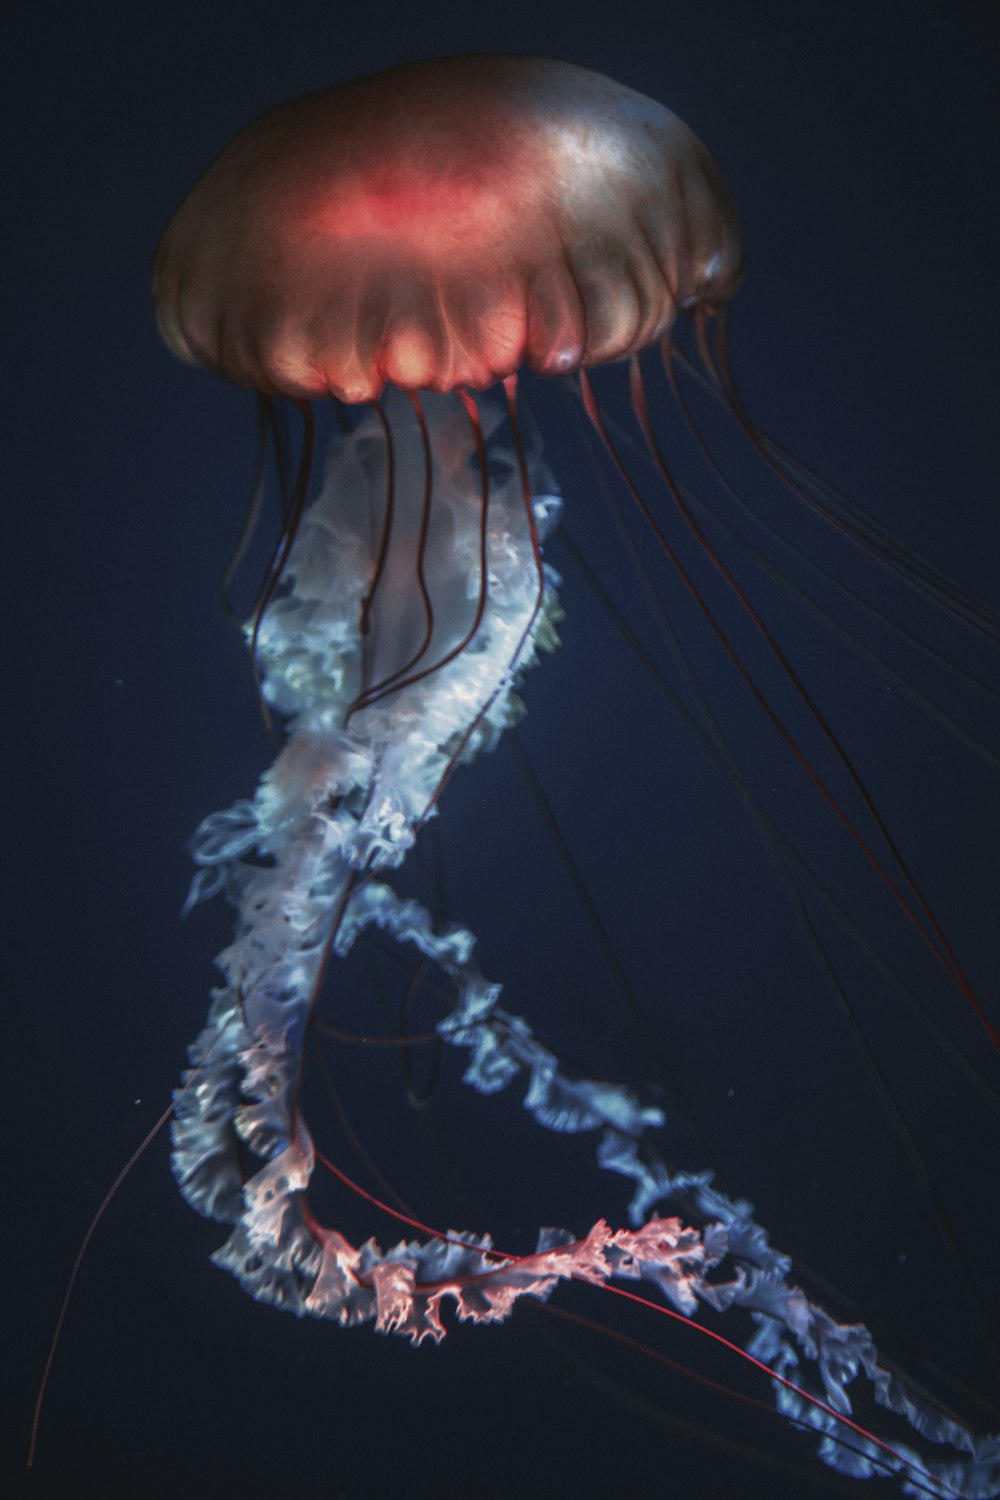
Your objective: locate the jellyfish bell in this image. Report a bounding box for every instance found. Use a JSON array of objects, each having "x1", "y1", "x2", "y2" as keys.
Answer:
[
  {"x1": 153, "y1": 54, "x2": 742, "y2": 401},
  {"x1": 150, "y1": 54, "x2": 999, "y2": 1499}
]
